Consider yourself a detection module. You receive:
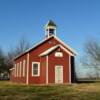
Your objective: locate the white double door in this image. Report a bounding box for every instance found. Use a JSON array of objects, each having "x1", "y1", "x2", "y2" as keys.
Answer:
[{"x1": 55, "y1": 66, "x2": 63, "y2": 84}]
